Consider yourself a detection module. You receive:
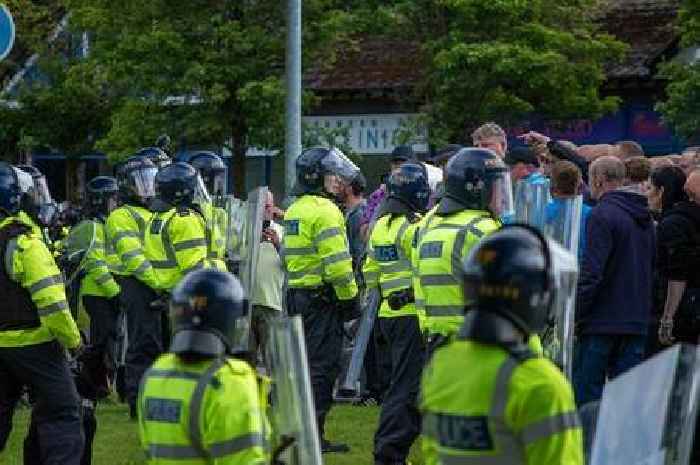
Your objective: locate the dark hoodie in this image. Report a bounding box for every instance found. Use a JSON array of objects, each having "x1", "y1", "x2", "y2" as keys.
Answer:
[
  {"x1": 577, "y1": 188, "x2": 656, "y2": 335},
  {"x1": 657, "y1": 201, "x2": 700, "y2": 288}
]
